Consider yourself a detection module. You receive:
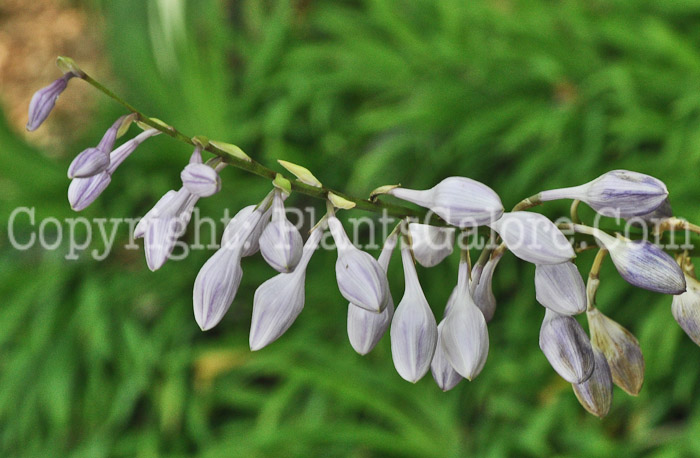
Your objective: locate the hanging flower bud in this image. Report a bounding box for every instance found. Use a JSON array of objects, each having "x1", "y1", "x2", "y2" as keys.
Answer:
[
  {"x1": 68, "y1": 115, "x2": 132, "y2": 179},
  {"x1": 68, "y1": 129, "x2": 160, "y2": 211},
  {"x1": 534, "y1": 262, "x2": 586, "y2": 315},
  {"x1": 347, "y1": 231, "x2": 398, "y2": 355},
  {"x1": 539, "y1": 309, "x2": 595, "y2": 383},
  {"x1": 134, "y1": 190, "x2": 178, "y2": 239},
  {"x1": 431, "y1": 322, "x2": 463, "y2": 391},
  {"x1": 540, "y1": 170, "x2": 669, "y2": 218},
  {"x1": 328, "y1": 215, "x2": 389, "y2": 312},
  {"x1": 222, "y1": 205, "x2": 272, "y2": 257},
  {"x1": 590, "y1": 229, "x2": 685, "y2": 294},
  {"x1": 408, "y1": 223, "x2": 455, "y2": 267},
  {"x1": 249, "y1": 224, "x2": 325, "y2": 350},
  {"x1": 259, "y1": 191, "x2": 303, "y2": 273},
  {"x1": 672, "y1": 273, "x2": 700, "y2": 346},
  {"x1": 181, "y1": 164, "x2": 221, "y2": 197},
  {"x1": 489, "y1": 212, "x2": 575, "y2": 265},
  {"x1": 469, "y1": 252, "x2": 503, "y2": 322},
  {"x1": 440, "y1": 254, "x2": 489, "y2": 380},
  {"x1": 381, "y1": 177, "x2": 503, "y2": 228},
  {"x1": 572, "y1": 348, "x2": 613, "y2": 418},
  {"x1": 26, "y1": 73, "x2": 76, "y2": 131},
  {"x1": 390, "y1": 241, "x2": 438, "y2": 383},
  {"x1": 587, "y1": 307, "x2": 644, "y2": 395}
]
